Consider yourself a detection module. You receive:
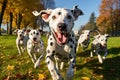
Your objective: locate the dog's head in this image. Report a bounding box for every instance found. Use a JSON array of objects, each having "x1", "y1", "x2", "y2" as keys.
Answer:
[
  {"x1": 16, "y1": 29, "x2": 25, "y2": 40},
  {"x1": 29, "y1": 29, "x2": 41, "y2": 43},
  {"x1": 98, "y1": 34, "x2": 109, "y2": 47},
  {"x1": 34, "y1": 5, "x2": 83, "y2": 45},
  {"x1": 82, "y1": 30, "x2": 91, "y2": 38}
]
